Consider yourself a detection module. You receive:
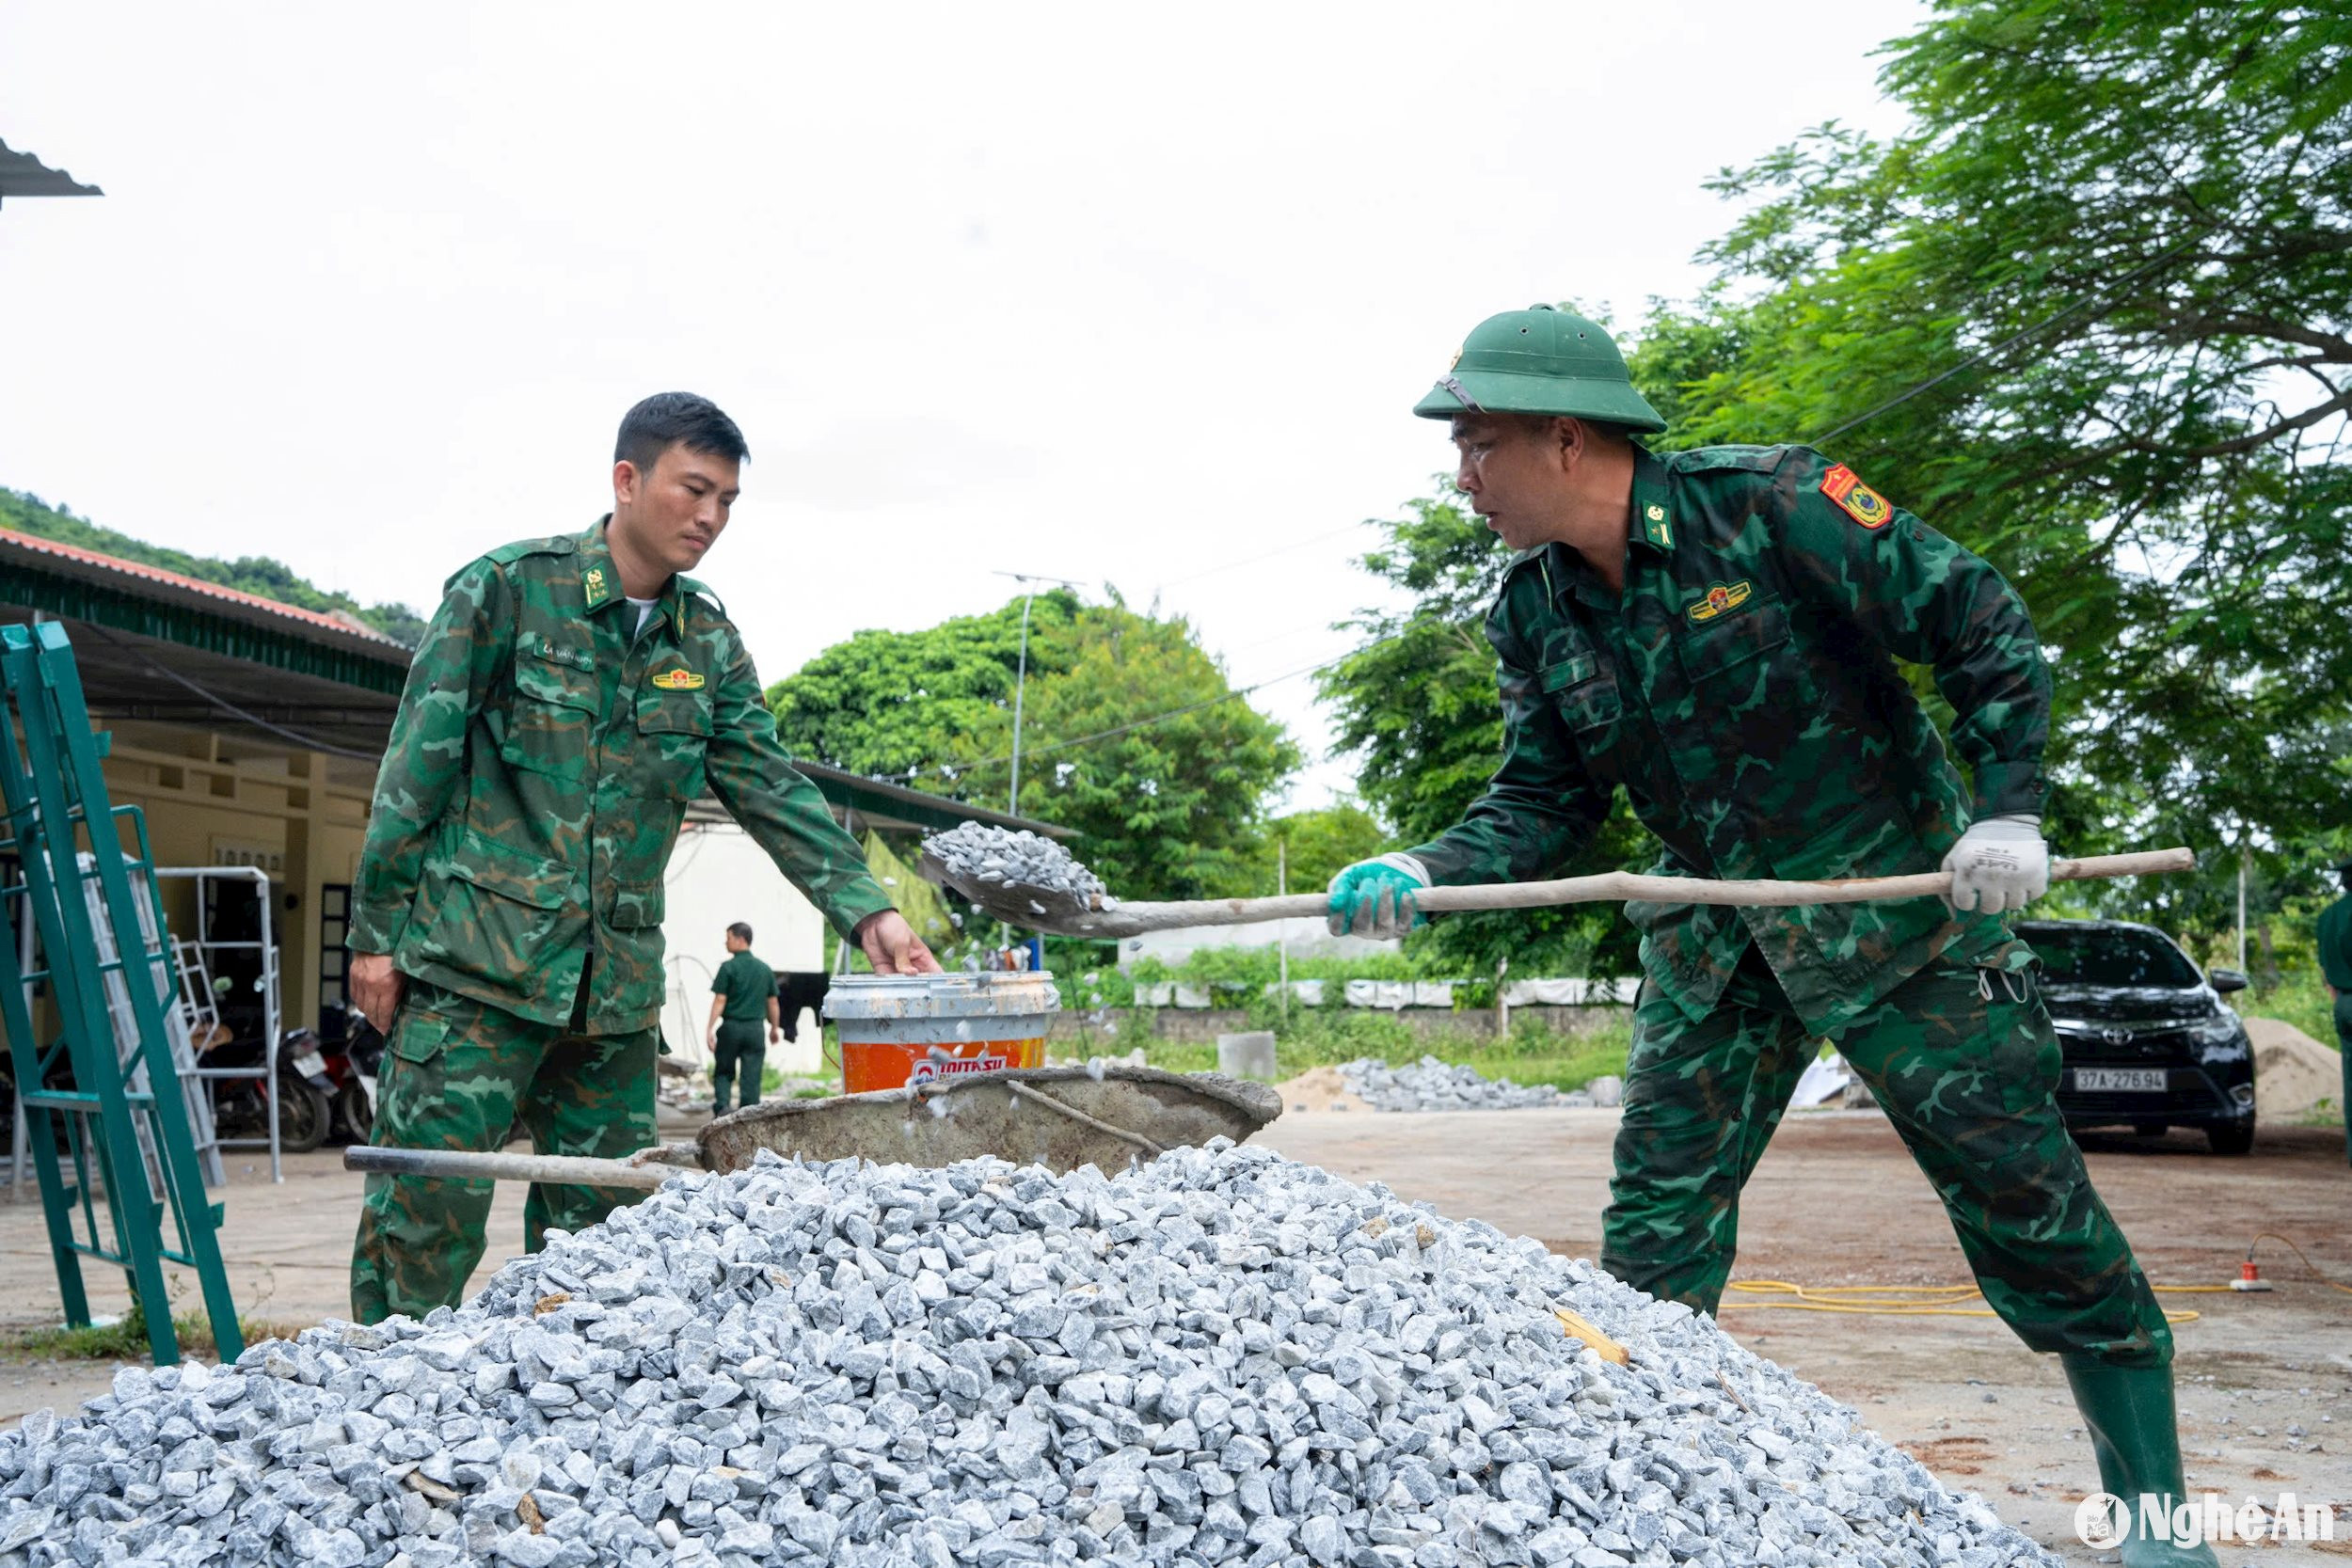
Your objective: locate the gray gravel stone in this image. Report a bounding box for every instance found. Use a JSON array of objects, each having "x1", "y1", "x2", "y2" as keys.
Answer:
[
  {"x1": 0, "y1": 1141, "x2": 2054, "y2": 1567},
  {"x1": 1341, "y1": 1055, "x2": 1571, "y2": 1112}
]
